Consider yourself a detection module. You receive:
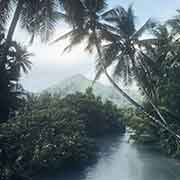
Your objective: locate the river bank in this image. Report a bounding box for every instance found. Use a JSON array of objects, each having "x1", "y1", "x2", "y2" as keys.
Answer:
[{"x1": 34, "y1": 133, "x2": 180, "y2": 180}]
